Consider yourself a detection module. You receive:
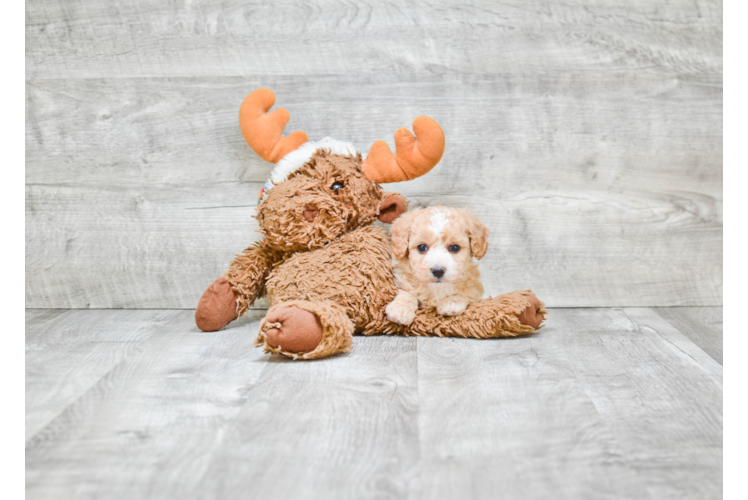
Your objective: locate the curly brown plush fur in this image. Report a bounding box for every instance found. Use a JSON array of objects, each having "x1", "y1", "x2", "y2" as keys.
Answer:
[{"x1": 196, "y1": 150, "x2": 547, "y2": 359}]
